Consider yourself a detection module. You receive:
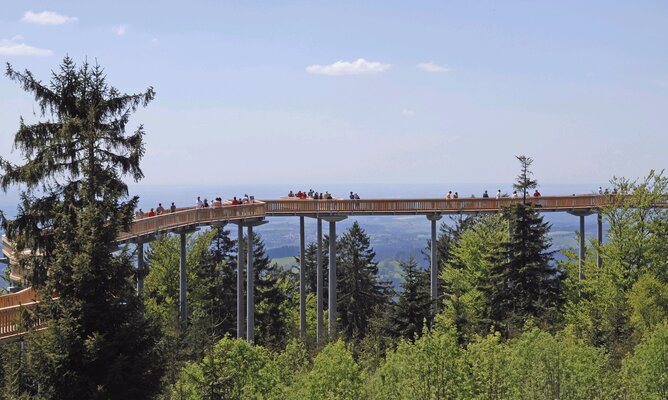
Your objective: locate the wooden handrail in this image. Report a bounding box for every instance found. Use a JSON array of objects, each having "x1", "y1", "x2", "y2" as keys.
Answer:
[
  {"x1": 262, "y1": 195, "x2": 611, "y2": 215},
  {"x1": 117, "y1": 202, "x2": 266, "y2": 242},
  {"x1": 0, "y1": 300, "x2": 45, "y2": 342},
  {"x1": 0, "y1": 288, "x2": 39, "y2": 309}
]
